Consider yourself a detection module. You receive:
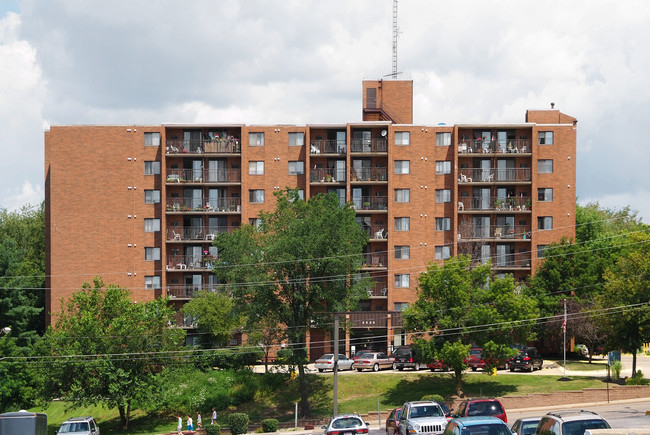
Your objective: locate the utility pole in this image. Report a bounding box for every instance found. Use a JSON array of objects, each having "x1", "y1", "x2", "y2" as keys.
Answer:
[{"x1": 333, "y1": 314, "x2": 339, "y2": 416}]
